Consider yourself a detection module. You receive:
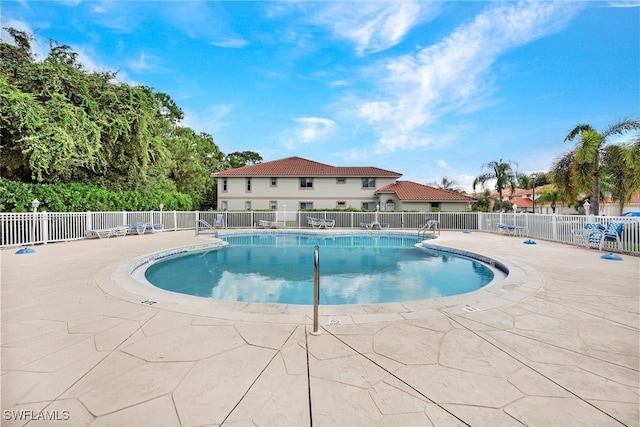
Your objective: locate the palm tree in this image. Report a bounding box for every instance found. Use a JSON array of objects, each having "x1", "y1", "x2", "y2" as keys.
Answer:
[
  {"x1": 602, "y1": 142, "x2": 640, "y2": 211},
  {"x1": 535, "y1": 188, "x2": 564, "y2": 214},
  {"x1": 432, "y1": 177, "x2": 466, "y2": 194},
  {"x1": 472, "y1": 159, "x2": 518, "y2": 211},
  {"x1": 563, "y1": 119, "x2": 640, "y2": 215}
]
